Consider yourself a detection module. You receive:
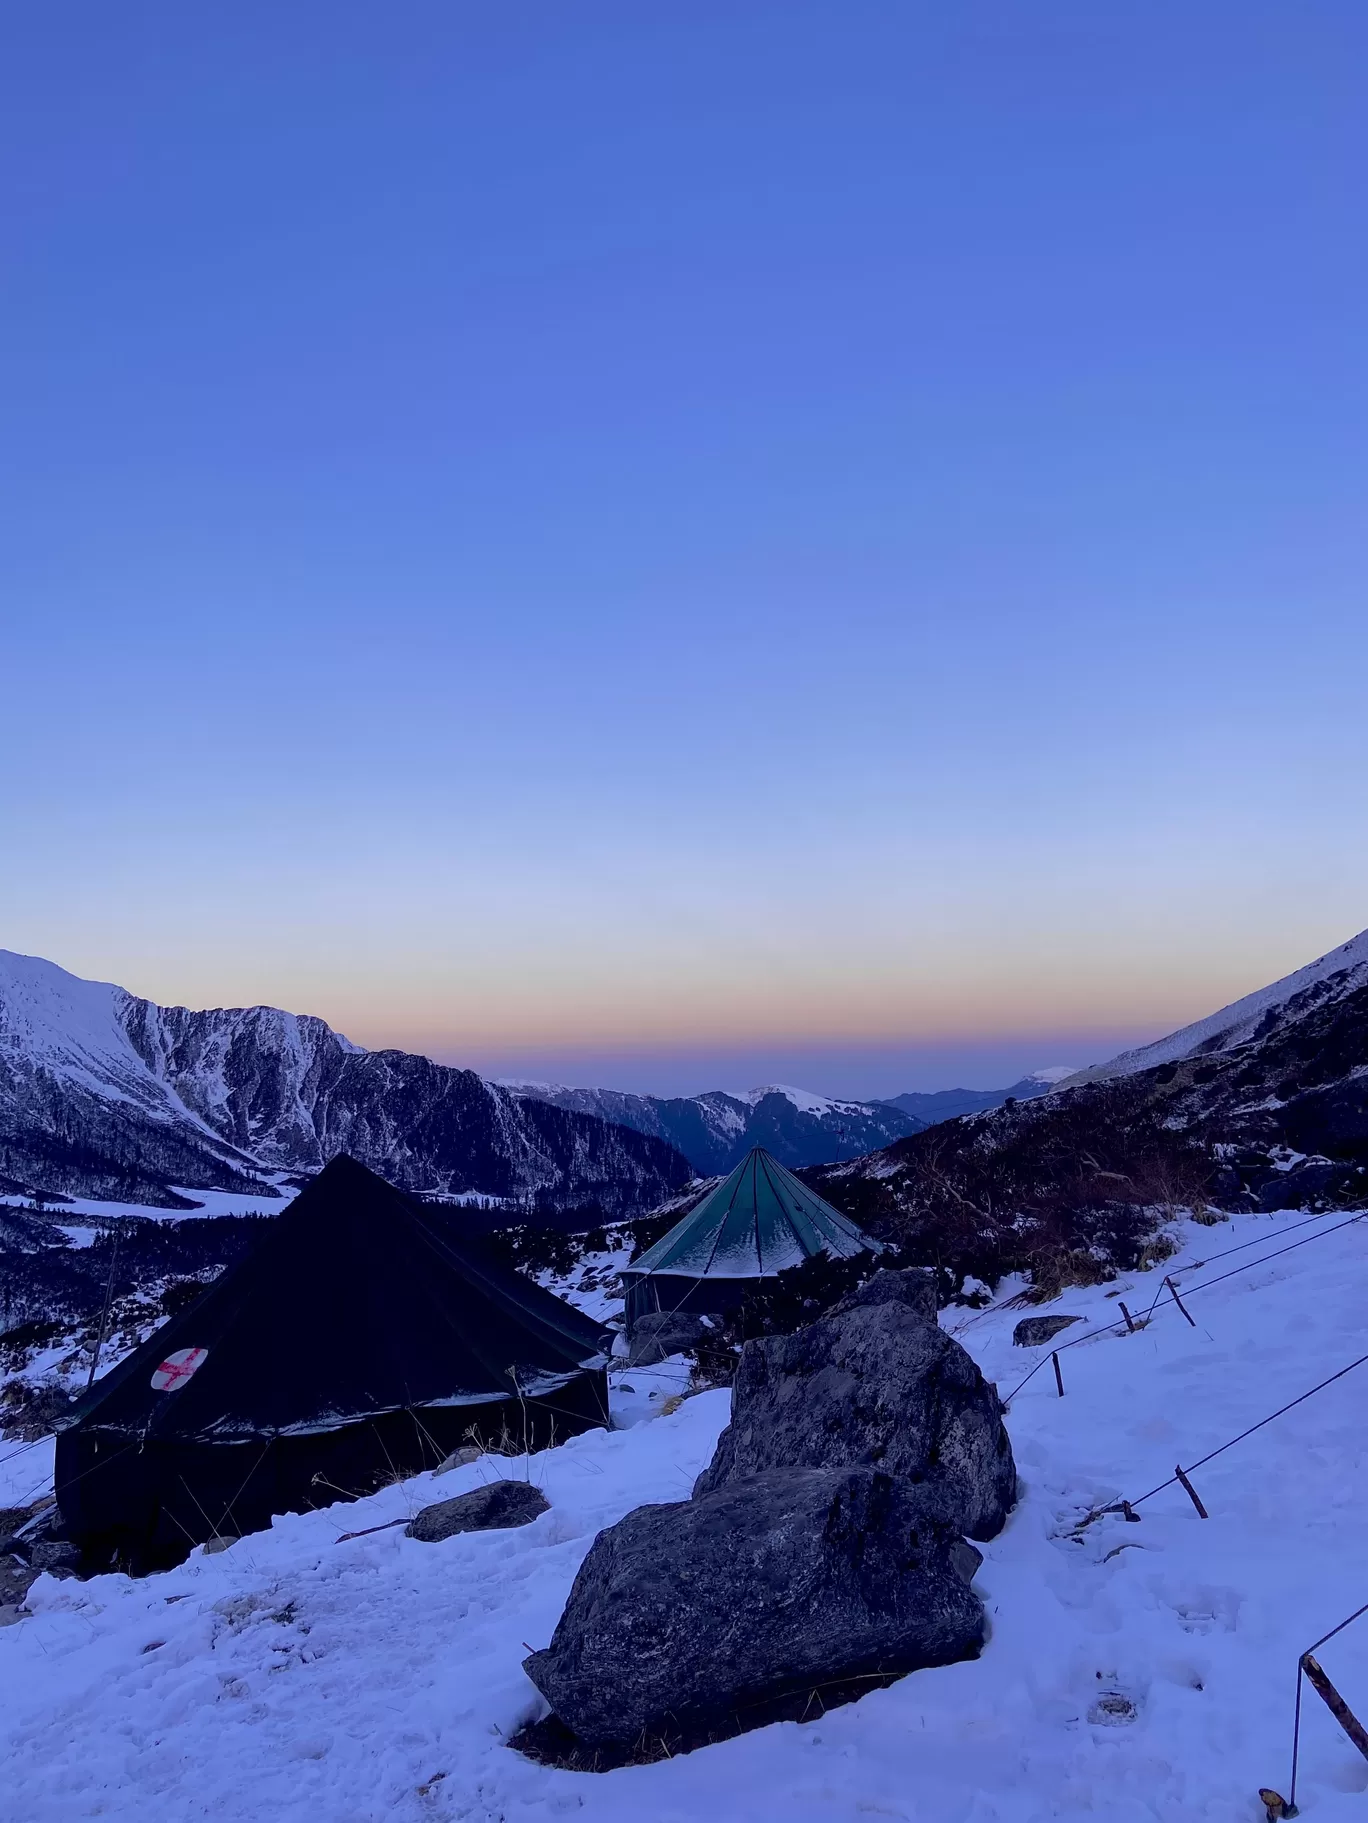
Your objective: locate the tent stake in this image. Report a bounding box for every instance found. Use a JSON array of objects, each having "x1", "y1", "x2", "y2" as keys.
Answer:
[
  {"x1": 1119, "y1": 1302, "x2": 1136, "y2": 1333},
  {"x1": 1301, "y1": 1653, "x2": 1368, "y2": 1764},
  {"x1": 1052, "y1": 1351, "x2": 1065, "y2": 1397},
  {"x1": 1175, "y1": 1463, "x2": 1208, "y2": 1517},
  {"x1": 1165, "y1": 1276, "x2": 1196, "y2": 1326}
]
